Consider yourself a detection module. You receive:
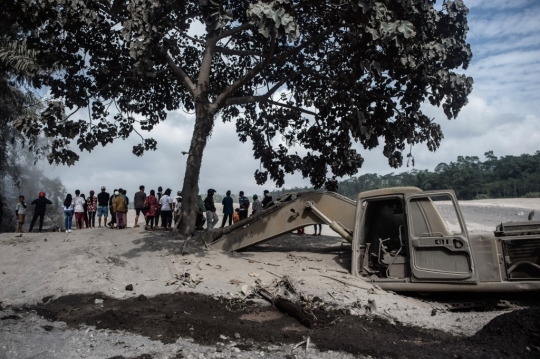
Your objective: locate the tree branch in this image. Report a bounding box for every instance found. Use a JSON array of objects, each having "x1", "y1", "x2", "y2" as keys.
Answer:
[
  {"x1": 214, "y1": 31, "x2": 276, "y2": 107},
  {"x1": 166, "y1": 53, "x2": 196, "y2": 95},
  {"x1": 215, "y1": 47, "x2": 262, "y2": 56},
  {"x1": 87, "y1": 0, "x2": 127, "y2": 22},
  {"x1": 224, "y1": 97, "x2": 316, "y2": 117},
  {"x1": 208, "y1": 23, "x2": 253, "y2": 43},
  {"x1": 197, "y1": 42, "x2": 216, "y2": 97},
  {"x1": 177, "y1": 31, "x2": 205, "y2": 45},
  {"x1": 224, "y1": 71, "x2": 299, "y2": 107},
  {"x1": 224, "y1": 95, "x2": 264, "y2": 106},
  {"x1": 268, "y1": 100, "x2": 317, "y2": 116},
  {"x1": 271, "y1": 24, "x2": 341, "y2": 64}
]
